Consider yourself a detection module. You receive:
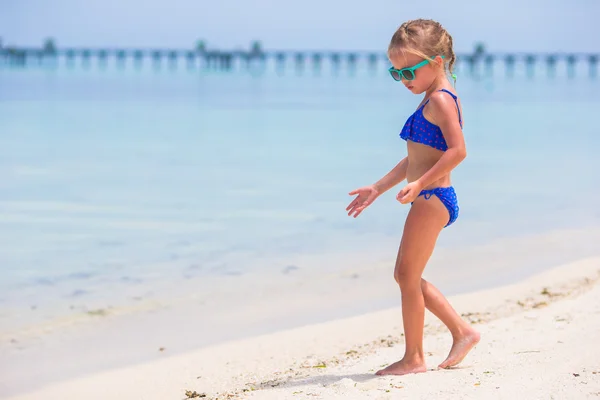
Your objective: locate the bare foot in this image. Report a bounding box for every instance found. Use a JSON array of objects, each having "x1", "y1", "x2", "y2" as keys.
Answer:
[
  {"x1": 438, "y1": 329, "x2": 481, "y2": 369},
  {"x1": 375, "y1": 358, "x2": 427, "y2": 376}
]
